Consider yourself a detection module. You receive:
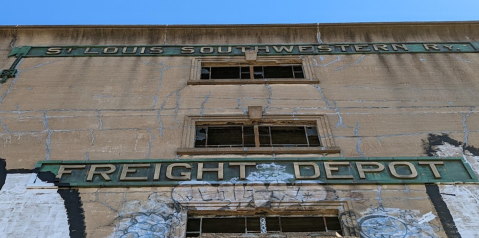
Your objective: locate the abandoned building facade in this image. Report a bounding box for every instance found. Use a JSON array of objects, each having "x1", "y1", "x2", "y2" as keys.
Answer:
[{"x1": 0, "y1": 22, "x2": 479, "y2": 238}]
